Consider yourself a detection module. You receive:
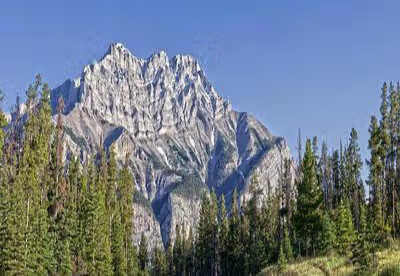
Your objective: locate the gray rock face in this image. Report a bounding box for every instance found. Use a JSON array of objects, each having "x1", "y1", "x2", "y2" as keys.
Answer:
[{"x1": 50, "y1": 43, "x2": 293, "y2": 248}]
